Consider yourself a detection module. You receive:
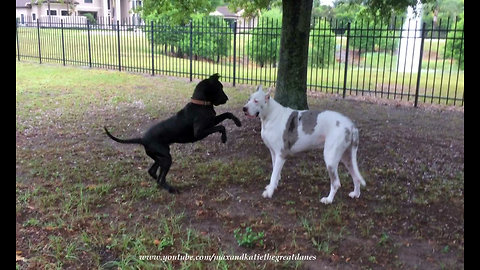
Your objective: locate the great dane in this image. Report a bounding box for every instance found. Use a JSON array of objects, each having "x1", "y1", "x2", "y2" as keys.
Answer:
[
  {"x1": 104, "y1": 74, "x2": 242, "y2": 193},
  {"x1": 242, "y1": 85, "x2": 365, "y2": 204}
]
